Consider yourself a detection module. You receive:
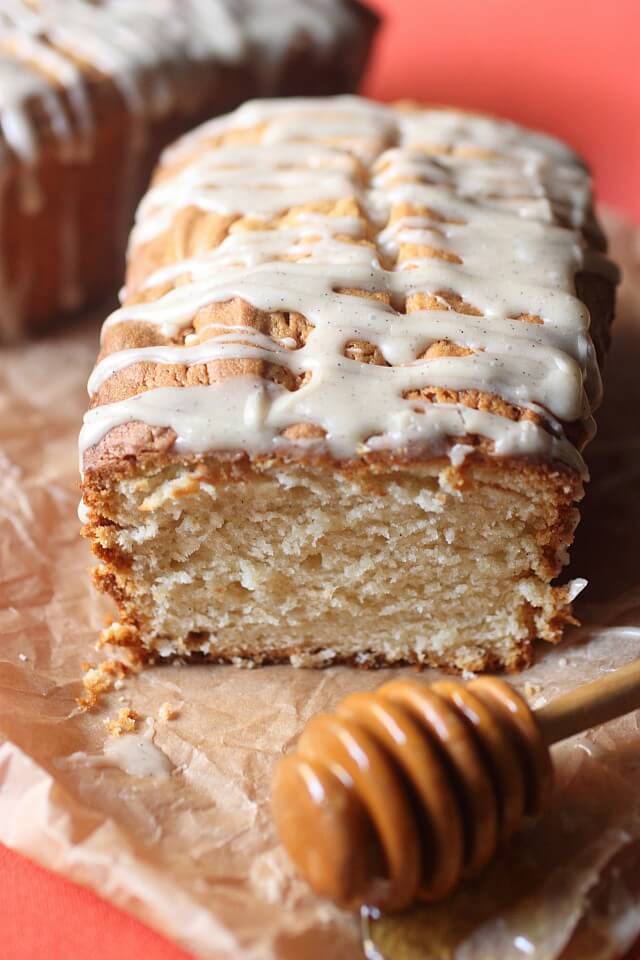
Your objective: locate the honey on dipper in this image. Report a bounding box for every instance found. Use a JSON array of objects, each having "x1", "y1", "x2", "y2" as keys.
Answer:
[{"x1": 271, "y1": 663, "x2": 640, "y2": 911}]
